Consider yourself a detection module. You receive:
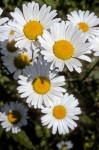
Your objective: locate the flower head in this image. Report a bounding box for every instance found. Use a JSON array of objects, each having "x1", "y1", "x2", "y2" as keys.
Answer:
[
  {"x1": 41, "y1": 93, "x2": 81, "y2": 134},
  {"x1": 0, "y1": 40, "x2": 19, "y2": 56},
  {"x1": 17, "y1": 58, "x2": 66, "y2": 108},
  {"x1": 38, "y1": 21, "x2": 91, "y2": 72},
  {"x1": 8, "y1": 2, "x2": 60, "y2": 49},
  {"x1": 56, "y1": 140, "x2": 73, "y2": 150},
  {"x1": 2, "y1": 48, "x2": 38, "y2": 79},
  {"x1": 67, "y1": 10, "x2": 99, "y2": 40},
  {"x1": 0, "y1": 101, "x2": 28, "y2": 134}
]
